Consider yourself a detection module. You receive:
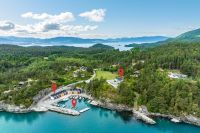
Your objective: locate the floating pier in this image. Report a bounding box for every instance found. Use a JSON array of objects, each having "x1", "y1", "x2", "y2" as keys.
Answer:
[{"x1": 79, "y1": 108, "x2": 90, "y2": 113}]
